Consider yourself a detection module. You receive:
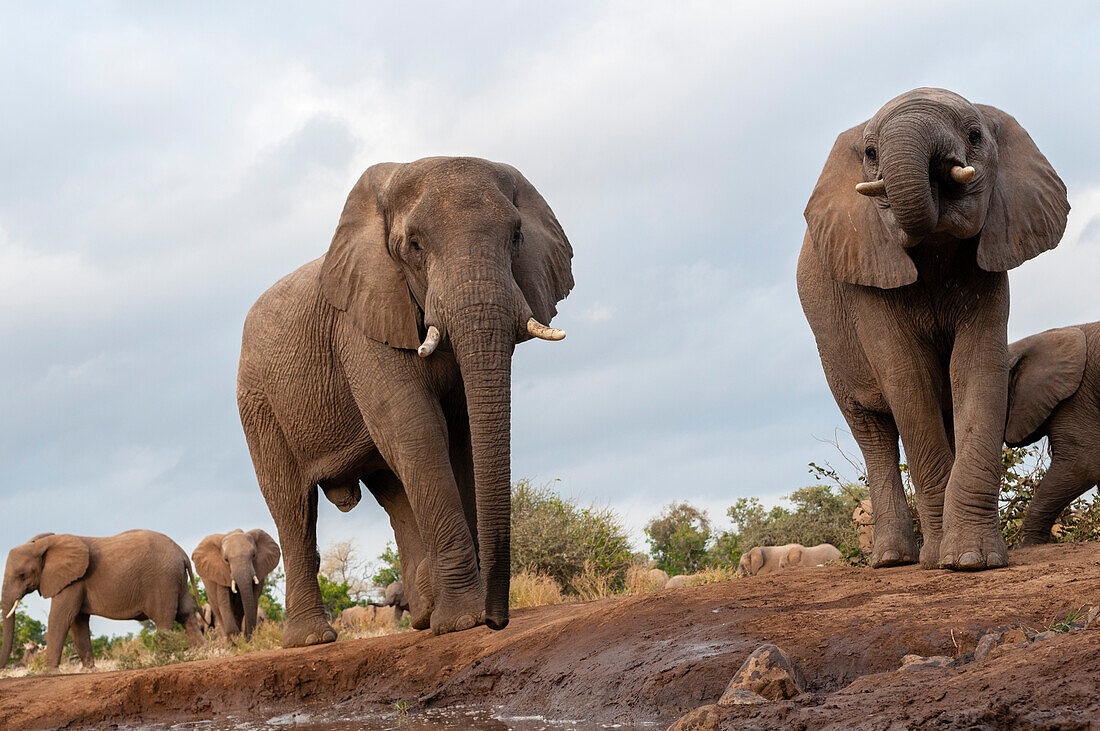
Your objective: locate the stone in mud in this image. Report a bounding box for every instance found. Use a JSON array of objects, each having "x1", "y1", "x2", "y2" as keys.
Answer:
[
  {"x1": 1086, "y1": 606, "x2": 1100, "y2": 629},
  {"x1": 668, "y1": 704, "x2": 721, "y2": 731},
  {"x1": 724, "y1": 643, "x2": 804, "y2": 701},
  {"x1": 974, "y1": 632, "x2": 1001, "y2": 662},
  {"x1": 1032, "y1": 631, "x2": 1059, "y2": 642},
  {"x1": 900, "y1": 654, "x2": 953, "y2": 671},
  {"x1": 717, "y1": 687, "x2": 768, "y2": 706},
  {"x1": 648, "y1": 568, "x2": 670, "y2": 587},
  {"x1": 666, "y1": 574, "x2": 690, "y2": 589},
  {"x1": 1002, "y1": 628, "x2": 1027, "y2": 645}
]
